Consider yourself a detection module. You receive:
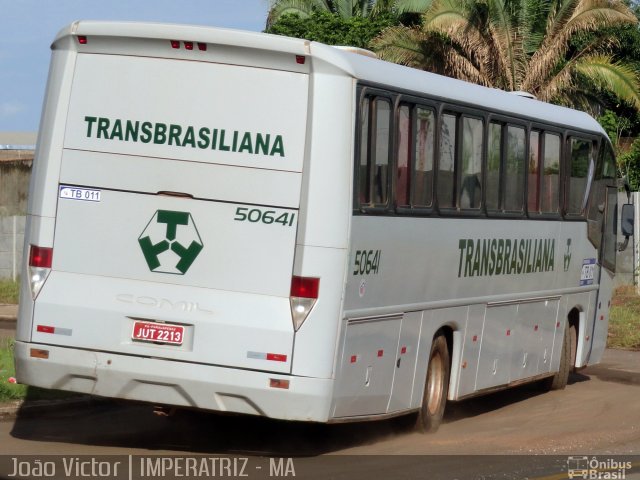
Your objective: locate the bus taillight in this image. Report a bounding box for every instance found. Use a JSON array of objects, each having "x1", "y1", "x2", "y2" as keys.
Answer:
[
  {"x1": 169, "y1": 40, "x2": 207, "y2": 51},
  {"x1": 28, "y1": 245, "x2": 53, "y2": 300},
  {"x1": 290, "y1": 276, "x2": 319, "y2": 331}
]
